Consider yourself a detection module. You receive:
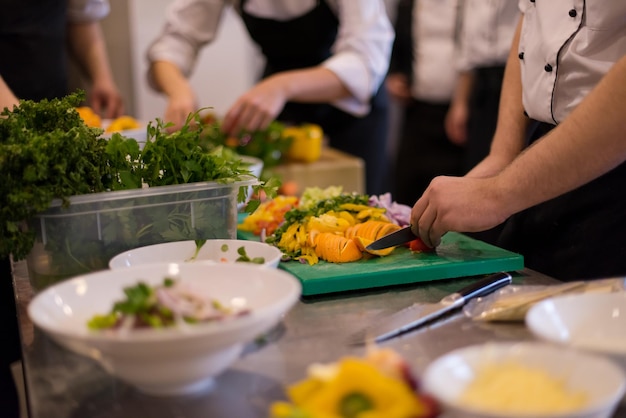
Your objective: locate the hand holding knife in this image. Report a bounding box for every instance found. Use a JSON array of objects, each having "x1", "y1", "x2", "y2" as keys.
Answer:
[{"x1": 365, "y1": 224, "x2": 422, "y2": 251}]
